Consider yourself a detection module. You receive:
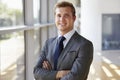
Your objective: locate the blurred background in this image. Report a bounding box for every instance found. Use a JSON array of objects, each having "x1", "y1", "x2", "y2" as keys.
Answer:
[{"x1": 0, "y1": 0, "x2": 120, "y2": 80}]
